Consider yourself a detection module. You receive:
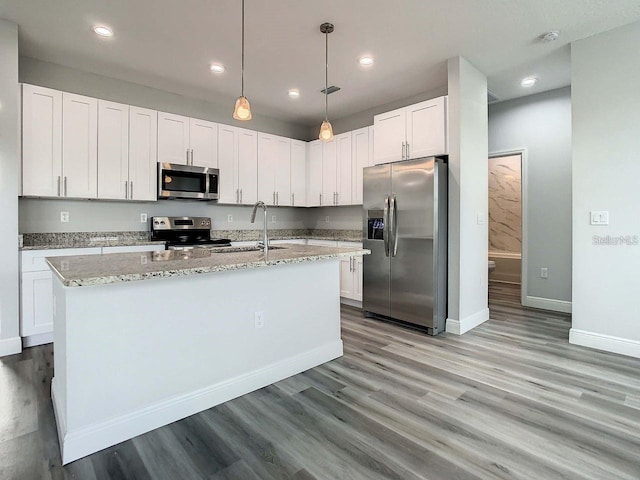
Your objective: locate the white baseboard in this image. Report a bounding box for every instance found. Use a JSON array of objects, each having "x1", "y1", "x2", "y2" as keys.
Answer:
[
  {"x1": 569, "y1": 329, "x2": 640, "y2": 359},
  {"x1": 524, "y1": 296, "x2": 572, "y2": 313},
  {"x1": 446, "y1": 308, "x2": 490, "y2": 335},
  {"x1": 0, "y1": 336, "x2": 22, "y2": 357},
  {"x1": 340, "y1": 298, "x2": 362, "y2": 309},
  {"x1": 23, "y1": 332, "x2": 54, "y2": 348},
  {"x1": 55, "y1": 340, "x2": 343, "y2": 465}
]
